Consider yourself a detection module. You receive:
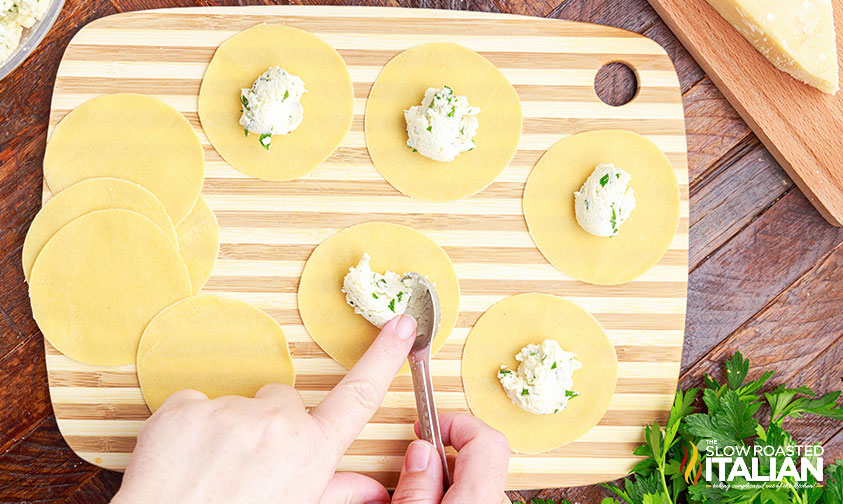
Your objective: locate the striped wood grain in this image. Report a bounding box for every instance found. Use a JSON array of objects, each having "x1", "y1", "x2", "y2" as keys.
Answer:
[{"x1": 43, "y1": 6, "x2": 689, "y2": 489}]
